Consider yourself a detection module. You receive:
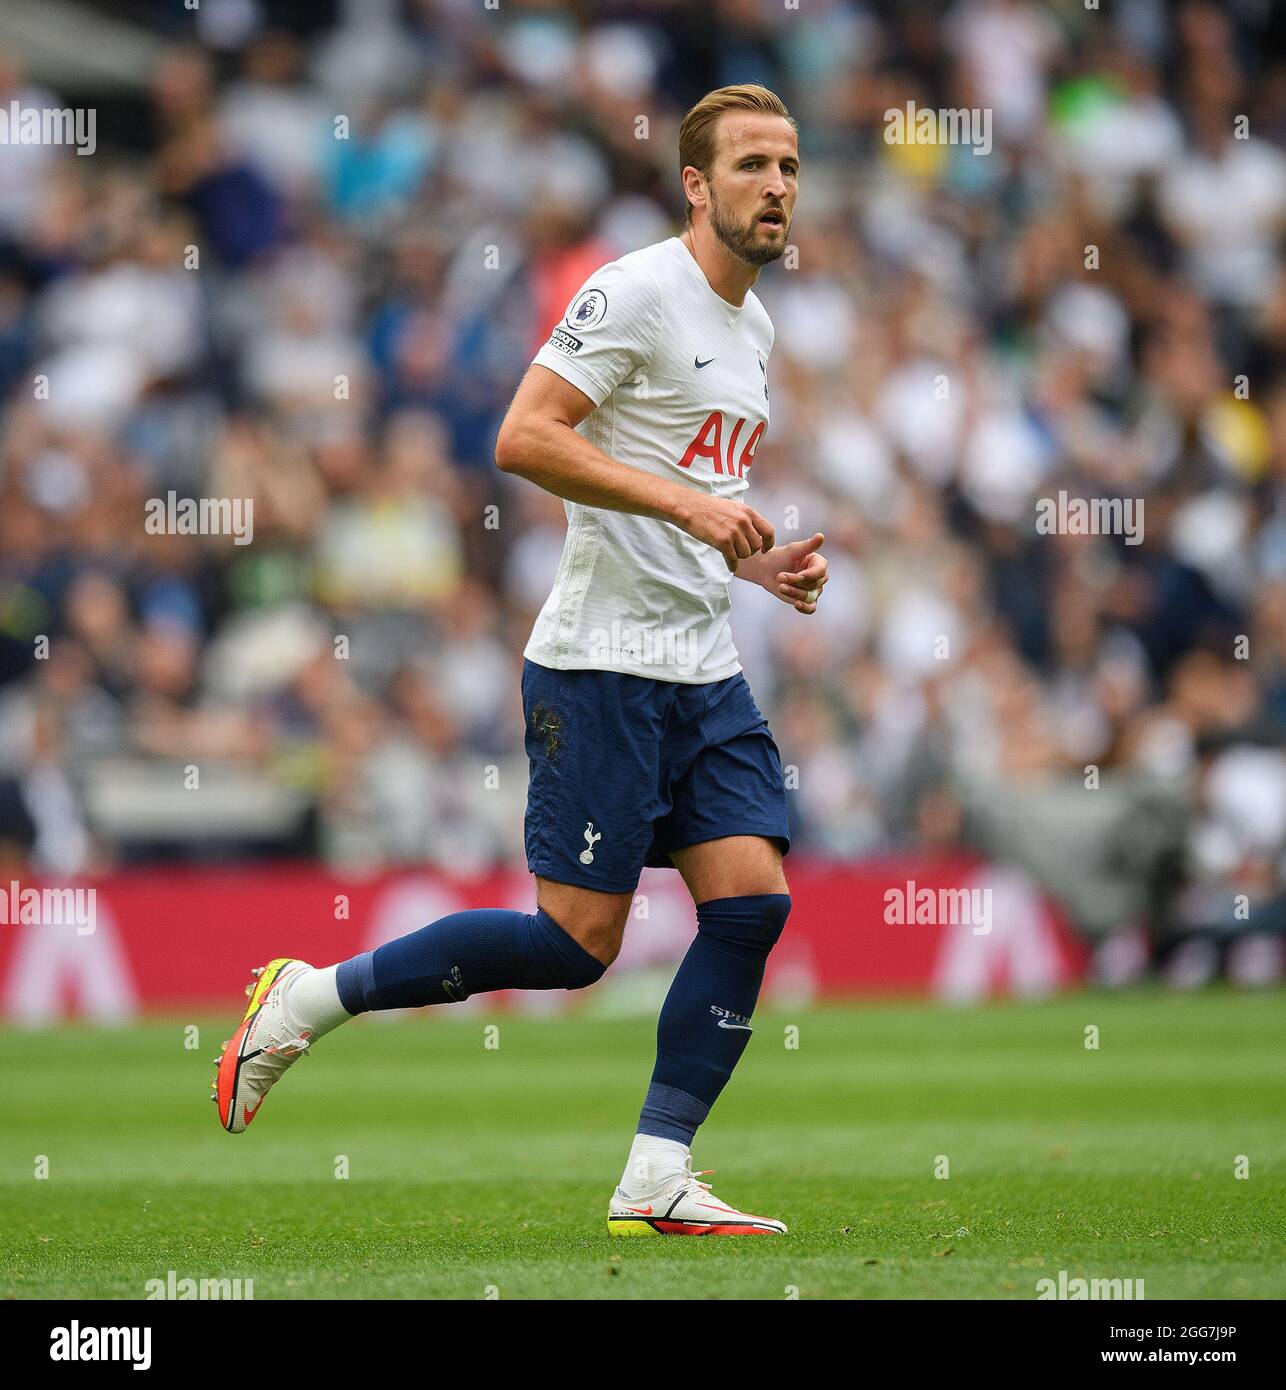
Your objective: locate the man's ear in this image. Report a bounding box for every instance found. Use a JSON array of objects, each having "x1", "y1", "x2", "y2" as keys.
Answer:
[{"x1": 682, "y1": 166, "x2": 707, "y2": 217}]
